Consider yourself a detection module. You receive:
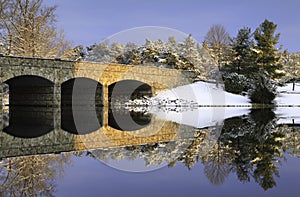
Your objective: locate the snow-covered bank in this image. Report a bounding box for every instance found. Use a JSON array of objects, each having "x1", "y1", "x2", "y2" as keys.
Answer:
[
  {"x1": 125, "y1": 82, "x2": 300, "y2": 129},
  {"x1": 276, "y1": 83, "x2": 300, "y2": 106},
  {"x1": 148, "y1": 82, "x2": 300, "y2": 128},
  {"x1": 152, "y1": 81, "x2": 300, "y2": 107},
  {"x1": 146, "y1": 81, "x2": 250, "y2": 128},
  {"x1": 153, "y1": 81, "x2": 250, "y2": 106}
]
